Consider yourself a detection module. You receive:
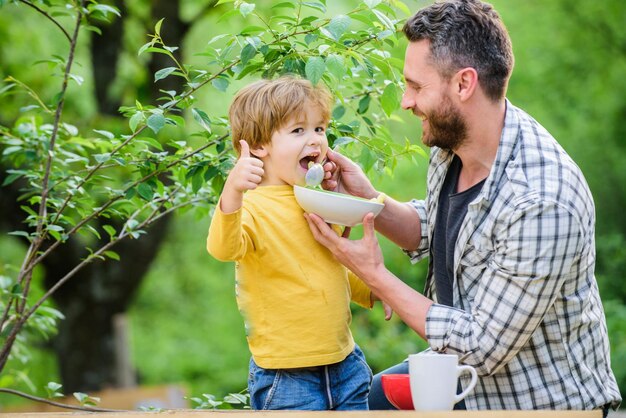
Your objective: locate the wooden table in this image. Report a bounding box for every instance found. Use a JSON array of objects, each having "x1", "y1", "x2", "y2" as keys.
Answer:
[{"x1": 0, "y1": 410, "x2": 602, "y2": 418}]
